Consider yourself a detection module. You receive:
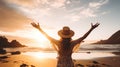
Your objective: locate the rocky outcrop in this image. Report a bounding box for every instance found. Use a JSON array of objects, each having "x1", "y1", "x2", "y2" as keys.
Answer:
[
  {"x1": 0, "y1": 36, "x2": 9, "y2": 47},
  {"x1": 107, "y1": 30, "x2": 120, "y2": 44},
  {"x1": 95, "y1": 30, "x2": 120, "y2": 44},
  {"x1": 0, "y1": 36, "x2": 26, "y2": 48},
  {"x1": 0, "y1": 48, "x2": 6, "y2": 54},
  {"x1": 9, "y1": 40, "x2": 25, "y2": 47}
]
